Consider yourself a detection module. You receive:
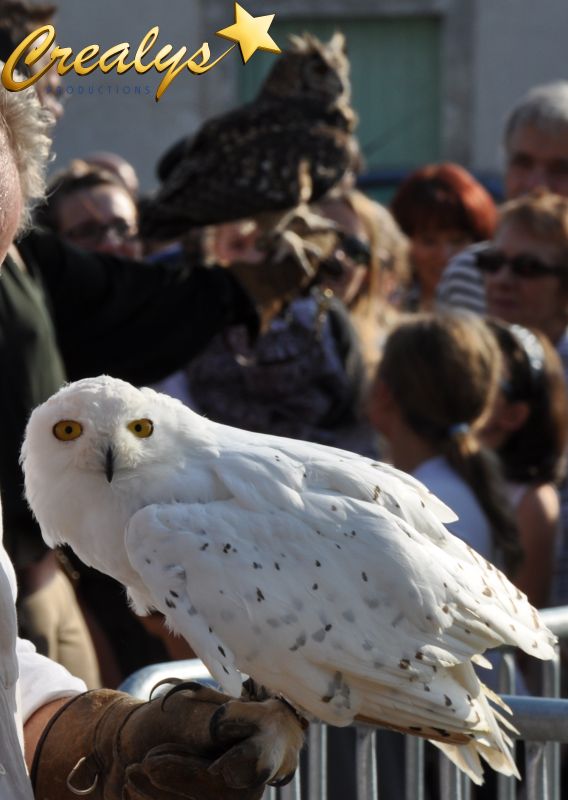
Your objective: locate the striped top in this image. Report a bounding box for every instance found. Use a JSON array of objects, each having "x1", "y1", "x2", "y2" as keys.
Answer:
[{"x1": 436, "y1": 242, "x2": 488, "y2": 315}]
